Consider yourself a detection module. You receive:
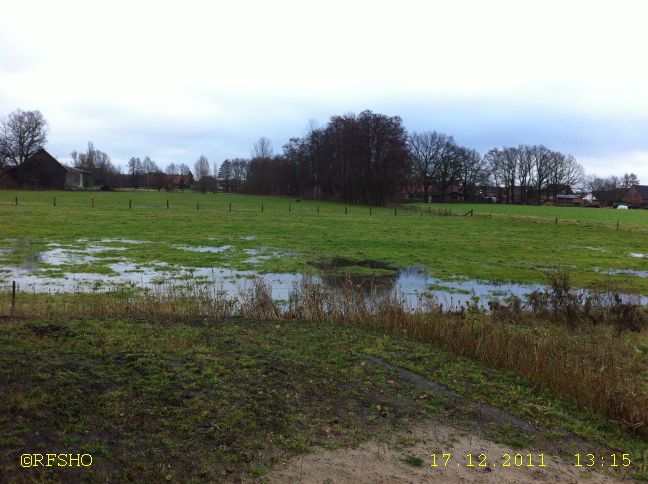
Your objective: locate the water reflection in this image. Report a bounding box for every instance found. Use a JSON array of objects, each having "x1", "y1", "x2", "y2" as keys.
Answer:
[{"x1": 1, "y1": 243, "x2": 646, "y2": 308}]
